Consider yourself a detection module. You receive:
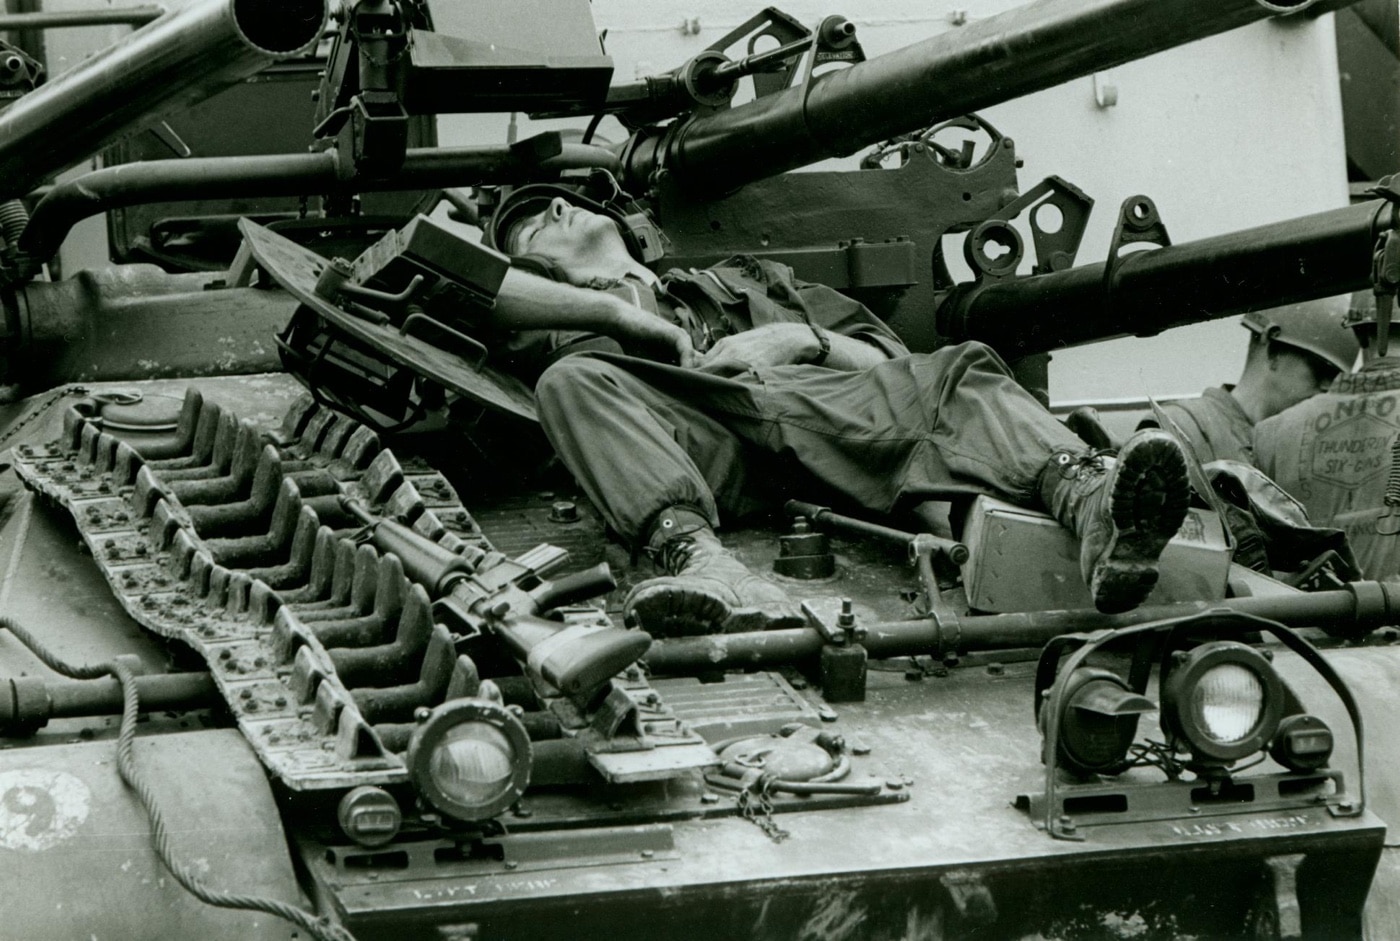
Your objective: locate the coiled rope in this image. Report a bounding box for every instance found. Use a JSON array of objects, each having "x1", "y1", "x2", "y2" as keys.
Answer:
[{"x1": 1, "y1": 617, "x2": 357, "y2": 941}]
